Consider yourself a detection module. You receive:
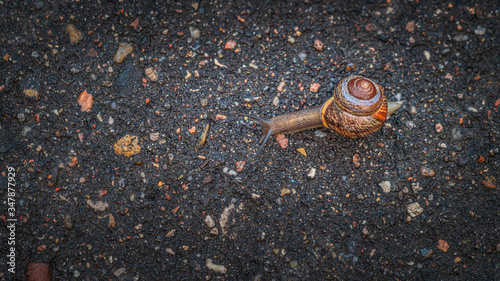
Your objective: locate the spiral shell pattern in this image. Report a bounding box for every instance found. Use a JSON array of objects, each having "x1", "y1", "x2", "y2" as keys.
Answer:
[{"x1": 321, "y1": 76, "x2": 388, "y2": 138}]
